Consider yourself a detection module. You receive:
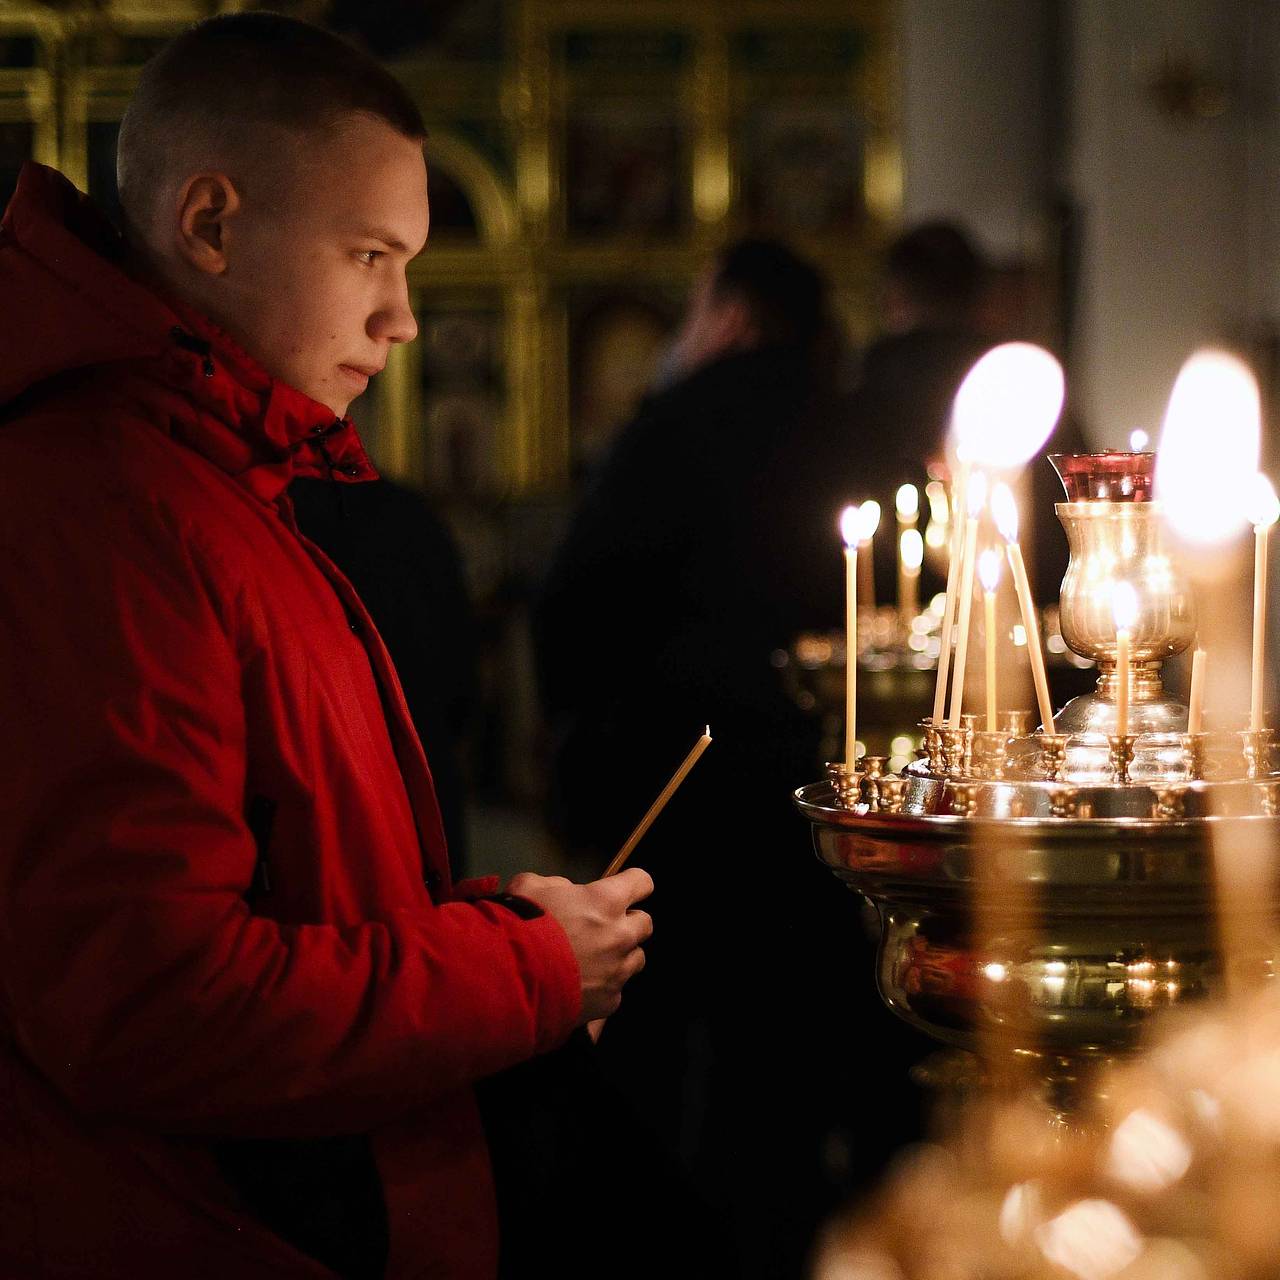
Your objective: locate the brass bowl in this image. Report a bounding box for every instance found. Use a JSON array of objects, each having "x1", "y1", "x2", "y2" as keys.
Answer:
[{"x1": 794, "y1": 781, "x2": 1278, "y2": 1071}]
